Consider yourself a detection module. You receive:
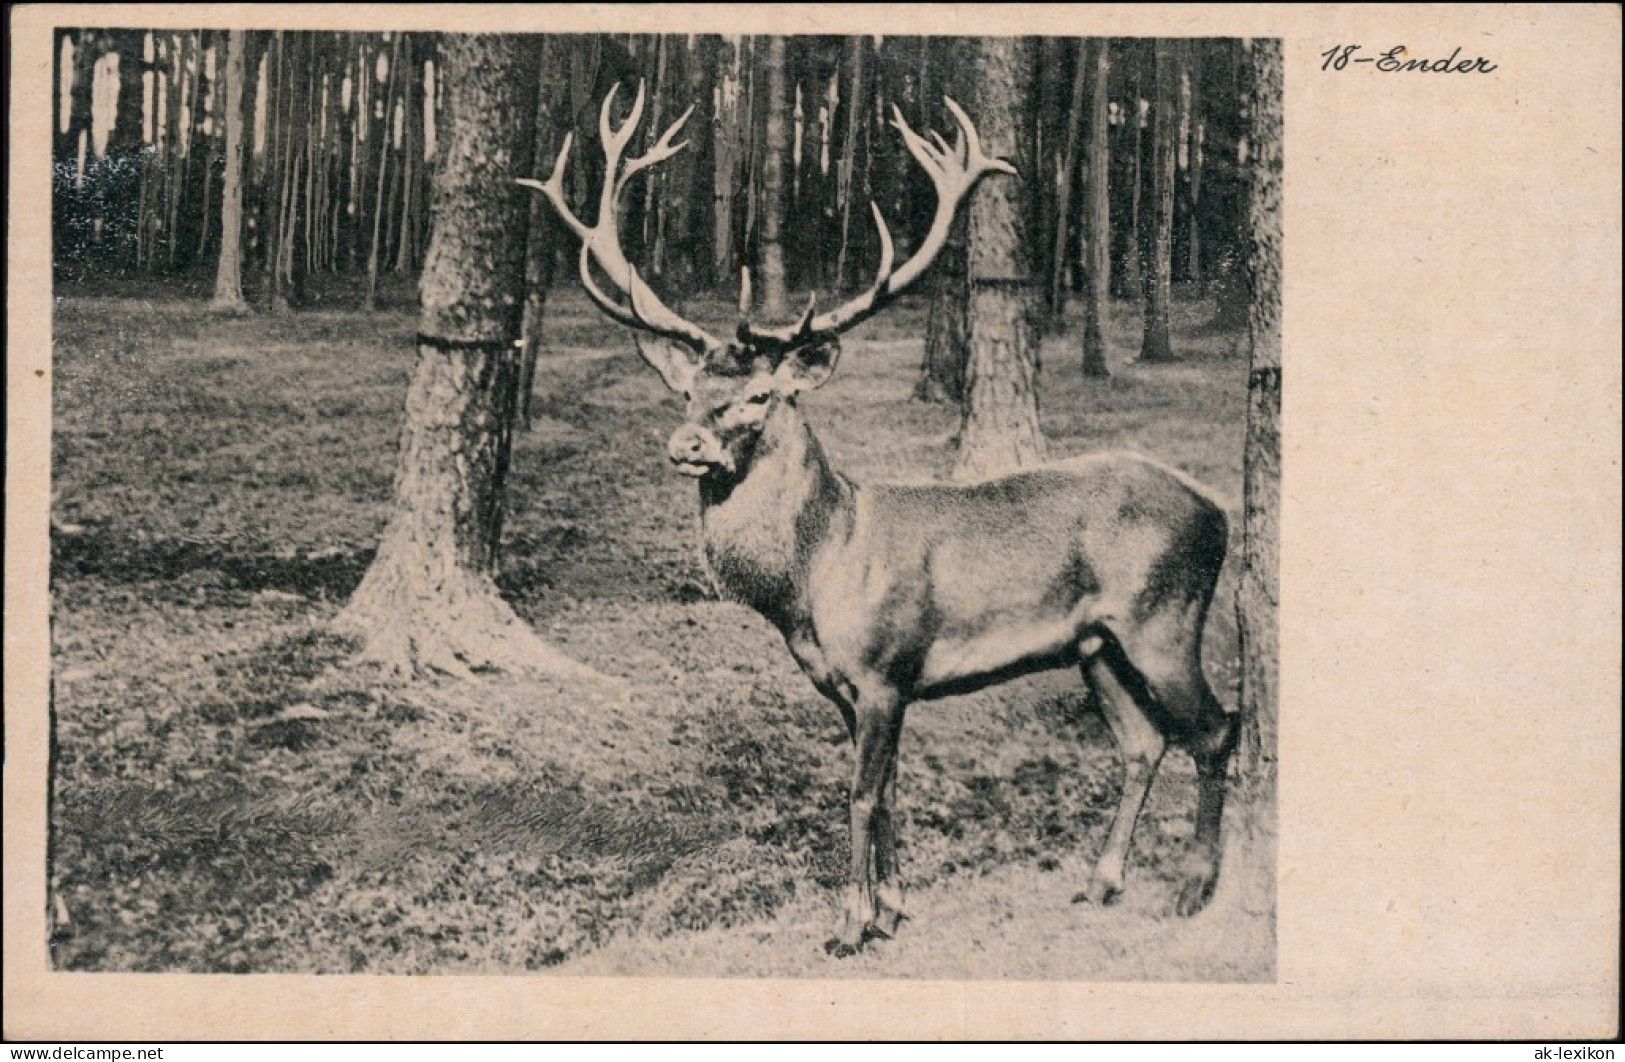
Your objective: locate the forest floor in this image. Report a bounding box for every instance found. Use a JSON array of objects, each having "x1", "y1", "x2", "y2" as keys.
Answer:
[{"x1": 46, "y1": 275, "x2": 1270, "y2": 980}]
